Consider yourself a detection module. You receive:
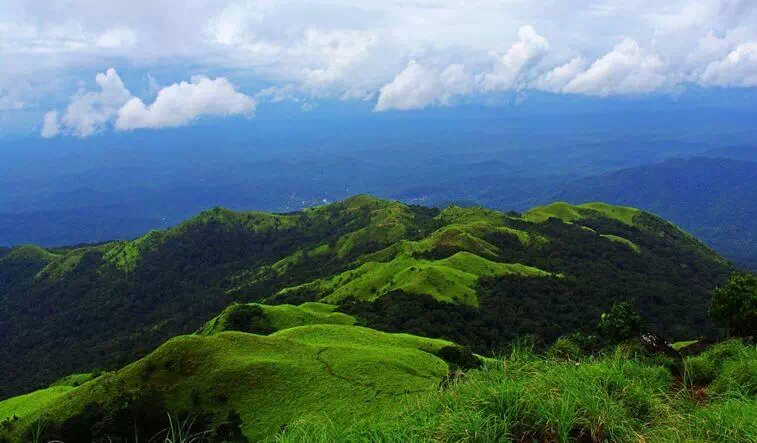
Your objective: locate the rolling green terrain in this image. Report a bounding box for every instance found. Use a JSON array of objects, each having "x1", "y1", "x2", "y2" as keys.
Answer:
[
  {"x1": 0, "y1": 323, "x2": 453, "y2": 442},
  {"x1": 278, "y1": 339, "x2": 757, "y2": 442},
  {"x1": 0, "y1": 195, "x2": 732, "y2": 402},
  {"x1": 198, "y1": 302, "x2": 356, "y2": 335},
  {"x1": 277, "y1": 252, "x2": 552, "y2": 306},
  {"x1": 0, "y1": 195, "x2": 754, "y2": 442},
  {"x1": 2, "y1": 326, "x2": 754, "y2": 442}
]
